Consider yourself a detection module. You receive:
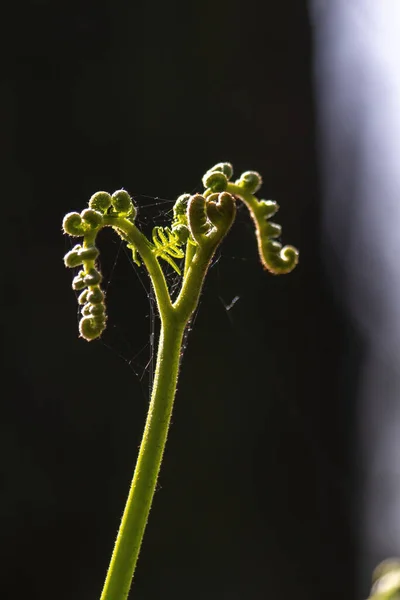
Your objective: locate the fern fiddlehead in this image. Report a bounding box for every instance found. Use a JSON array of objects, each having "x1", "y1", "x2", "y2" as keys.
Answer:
[
  {"x1": 63, "y1": 209, "x2": 106, "y2": 340},
  {"x1": 62, "y1": 190, "x2": 140, "y2": 341},
  {"x1": 203, "y1": 162, "x2": 299, "y2": 274},
  {"x1": 61, "y1": 164, "x2": 298, "y2": 600}
]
